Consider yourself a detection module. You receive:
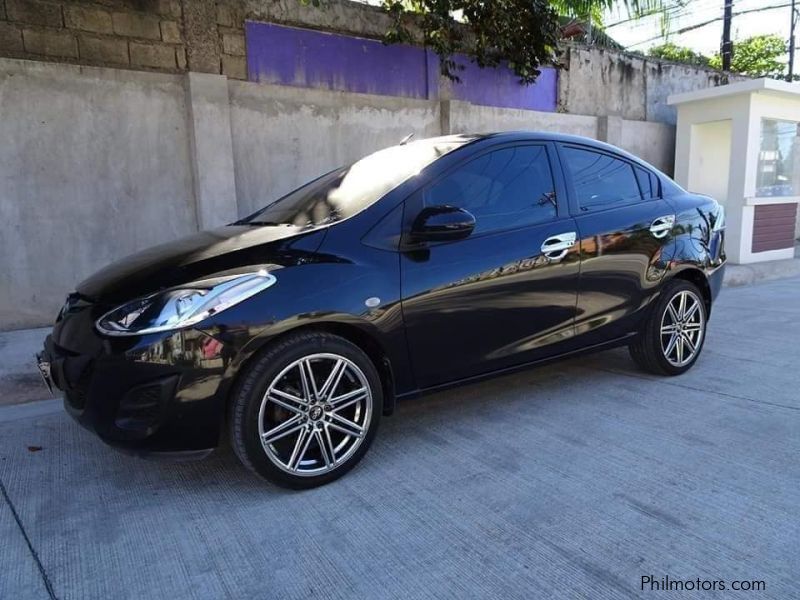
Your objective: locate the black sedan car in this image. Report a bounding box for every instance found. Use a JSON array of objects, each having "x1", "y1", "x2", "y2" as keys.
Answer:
[{"x1": 39, "y1": 132, "x2": 726, "y2": 488}]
